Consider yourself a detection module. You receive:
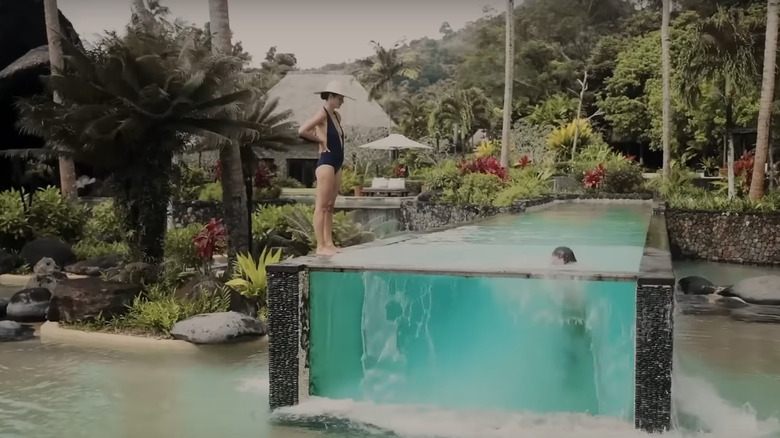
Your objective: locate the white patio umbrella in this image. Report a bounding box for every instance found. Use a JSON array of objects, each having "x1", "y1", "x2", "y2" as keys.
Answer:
[{"x1": 357, "y1": 133, "x2": 433, "y2": 151}]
